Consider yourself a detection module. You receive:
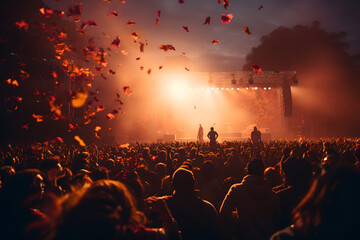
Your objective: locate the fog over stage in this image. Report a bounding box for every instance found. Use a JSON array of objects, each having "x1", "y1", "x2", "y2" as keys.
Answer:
[{"x1": 111, "y1": 71, "x2": 297, "y2": 143}]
